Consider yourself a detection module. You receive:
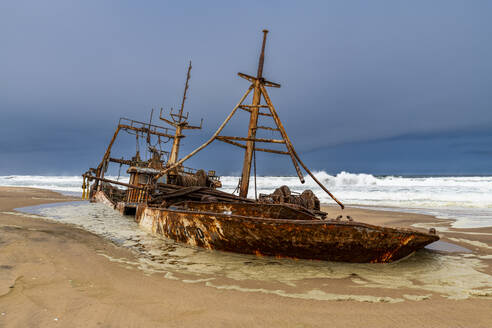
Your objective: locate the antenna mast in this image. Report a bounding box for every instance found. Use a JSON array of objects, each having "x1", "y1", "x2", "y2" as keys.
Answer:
[
  {"x1": 160, "y1": 61, "x2": 203, "y2": 166},
  {"x1": 178, "y1": 60, "x2": 192, "y2": 122}
]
